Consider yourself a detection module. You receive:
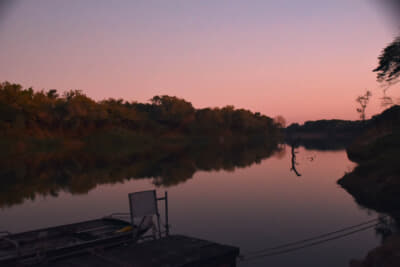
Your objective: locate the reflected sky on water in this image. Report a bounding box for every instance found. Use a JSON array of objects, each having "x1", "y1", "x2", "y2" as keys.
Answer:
[{"x1": 0, "y1": 145, "x2": 381, "y2": 267}]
